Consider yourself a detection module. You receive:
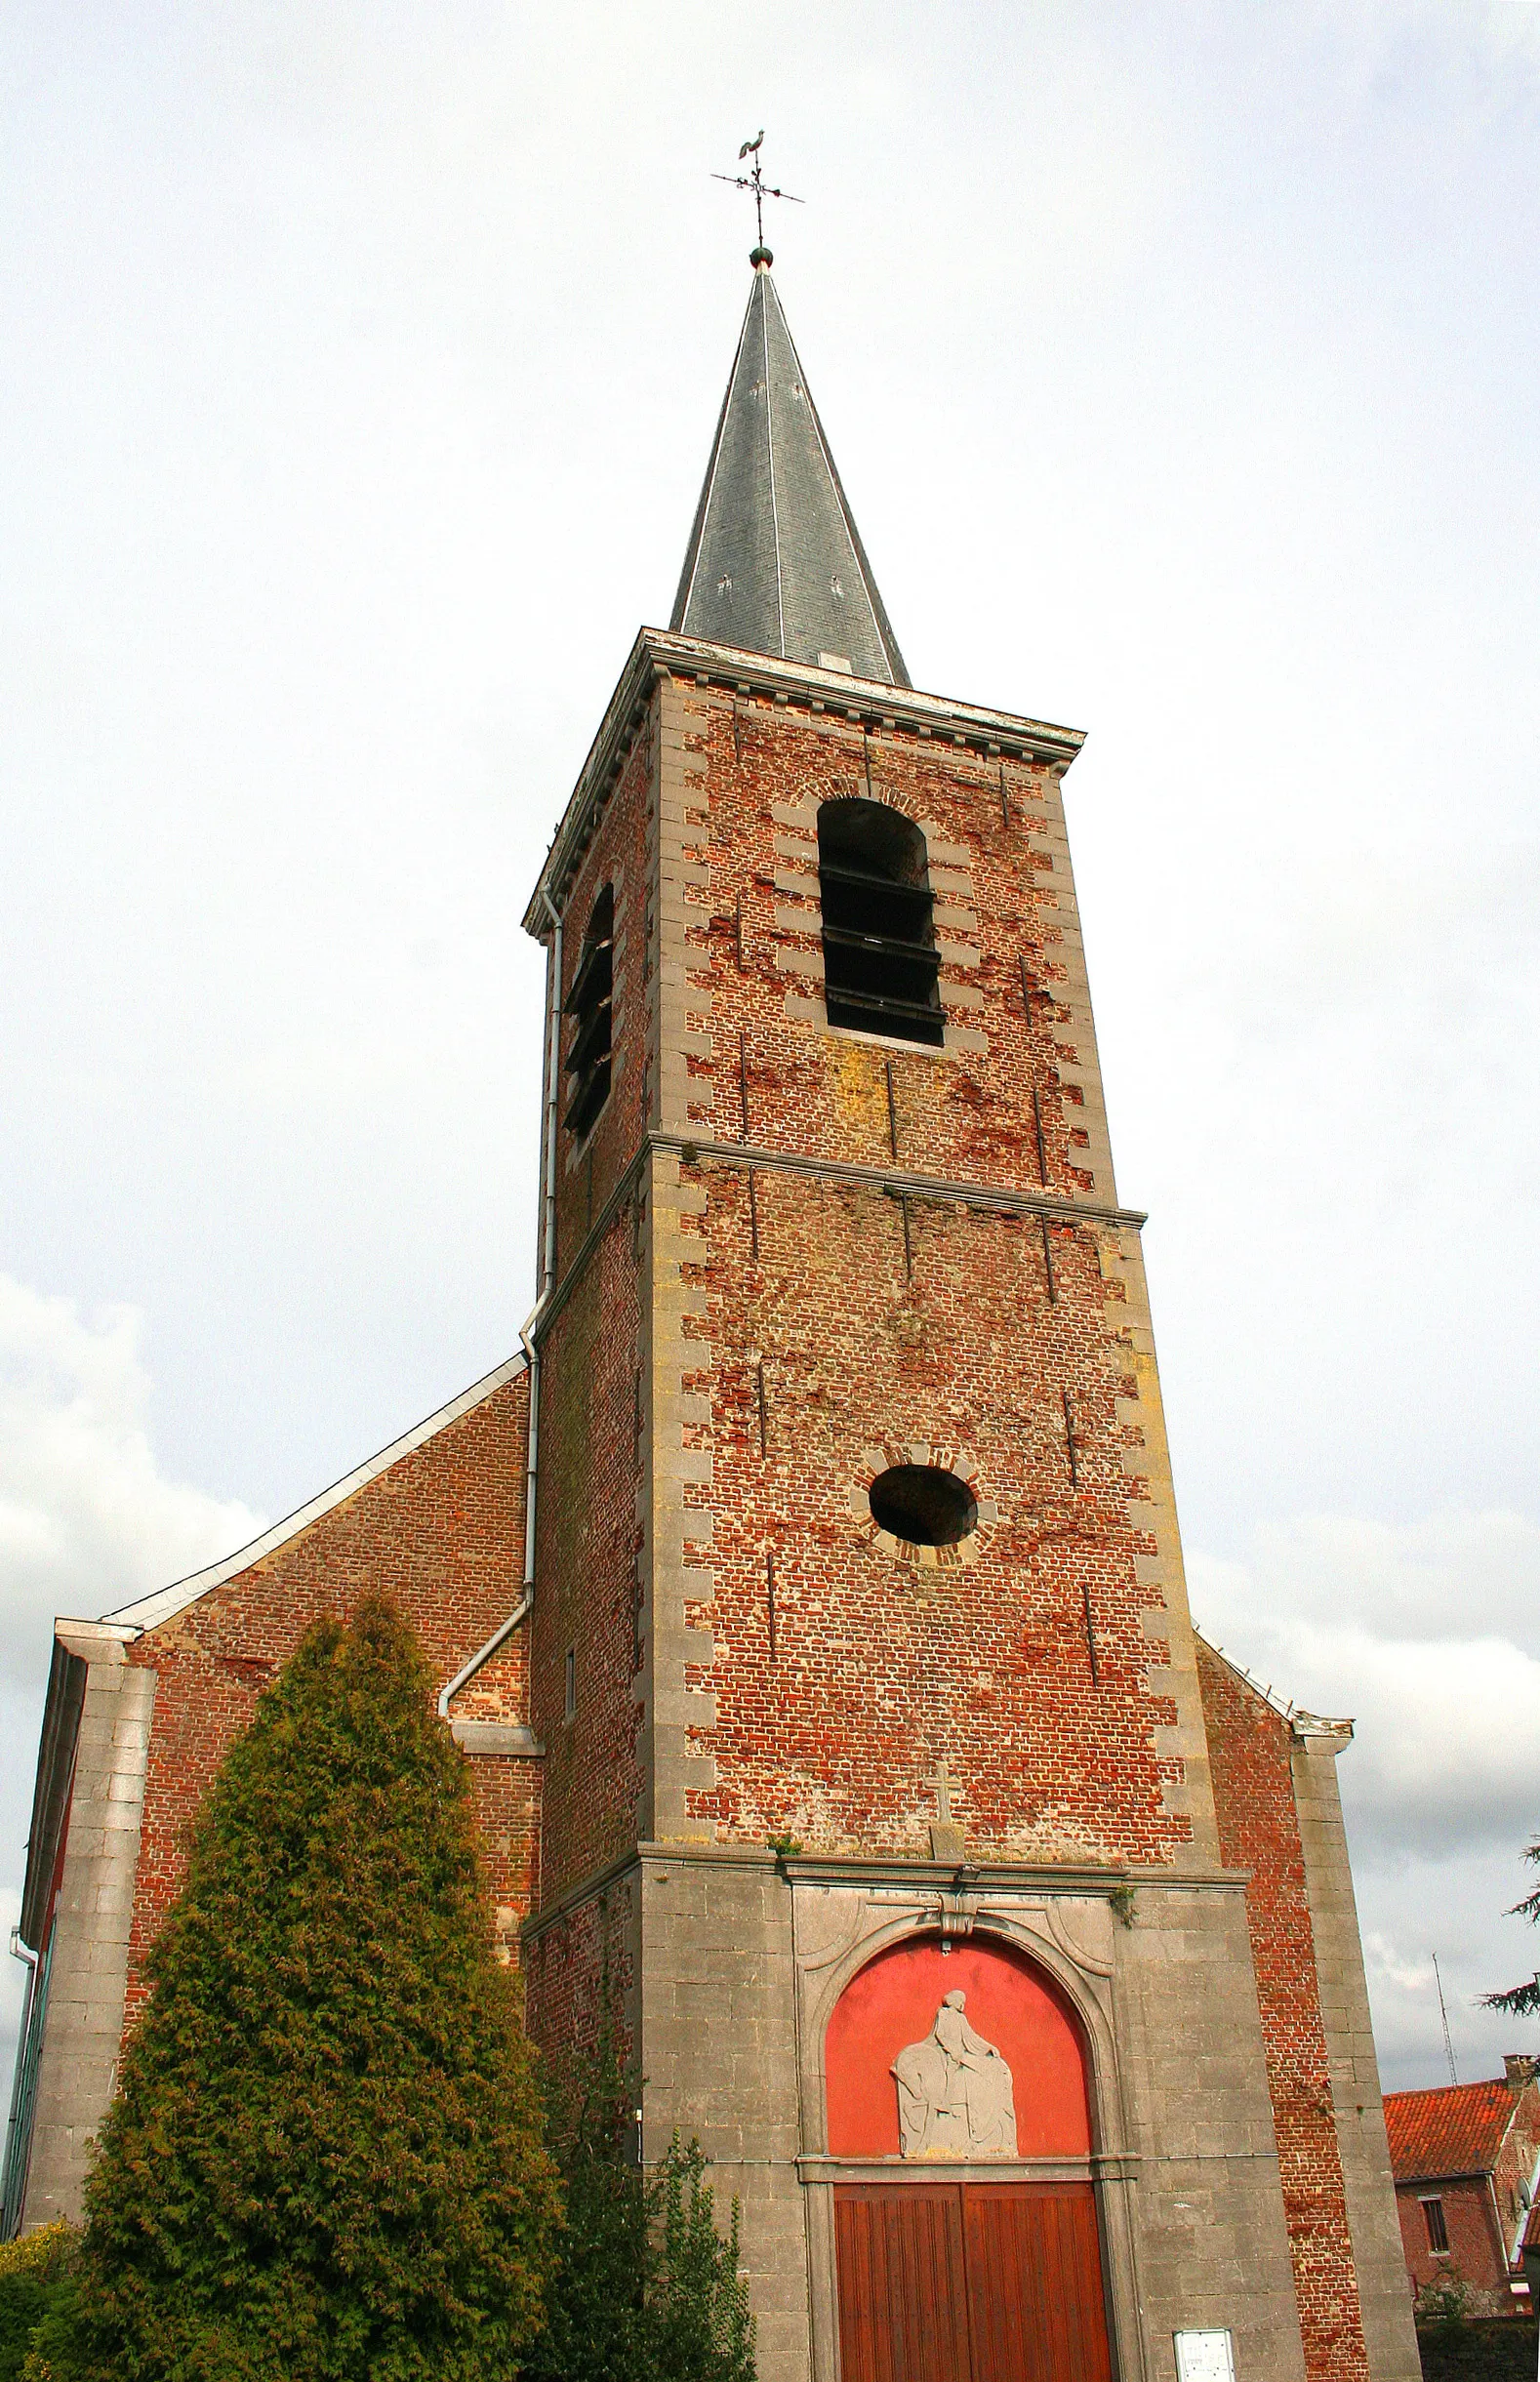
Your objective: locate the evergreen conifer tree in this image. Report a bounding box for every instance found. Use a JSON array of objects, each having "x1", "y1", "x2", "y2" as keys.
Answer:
[
  {"x1": 1483, "y1": 1833, "x2": 1540, "y2": 2018},
  {"x1": 523, "y1": 2031, "x2": 650, "y2": 2382},
  {"x1": 526, "y1": 2031, "x2": 754, "y2": 2382},
  {"x1": 29, "y1": 1595, "x2": 558, "y2": 2382},
  {"x1": 647, "y1": 2140, "x2": 754, "y2": 2382}
]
